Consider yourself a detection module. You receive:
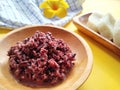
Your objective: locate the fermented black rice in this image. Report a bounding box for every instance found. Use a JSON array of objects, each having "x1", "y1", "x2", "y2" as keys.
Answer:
[{"x1": 8, "y1": 31, "x2": 76, "y2": 87}]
